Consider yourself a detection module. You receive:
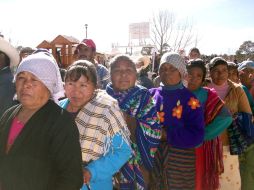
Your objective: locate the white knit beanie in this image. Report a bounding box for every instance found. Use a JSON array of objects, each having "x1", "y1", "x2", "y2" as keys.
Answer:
[
  {"x1": 15, "y1": 51, "x2": 64, "y2": 103},
  {"x1": 159, "y1": 52, "x2": 187, "y2": 77},
  {"x1": 159, "y1": 52, "x2": 187, "y2": 86}
]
